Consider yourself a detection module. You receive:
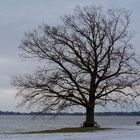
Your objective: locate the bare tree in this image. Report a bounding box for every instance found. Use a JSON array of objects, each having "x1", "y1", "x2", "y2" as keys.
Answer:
[{"x1": 12, "y1": 5, "x2": 140, "y2": 127}]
